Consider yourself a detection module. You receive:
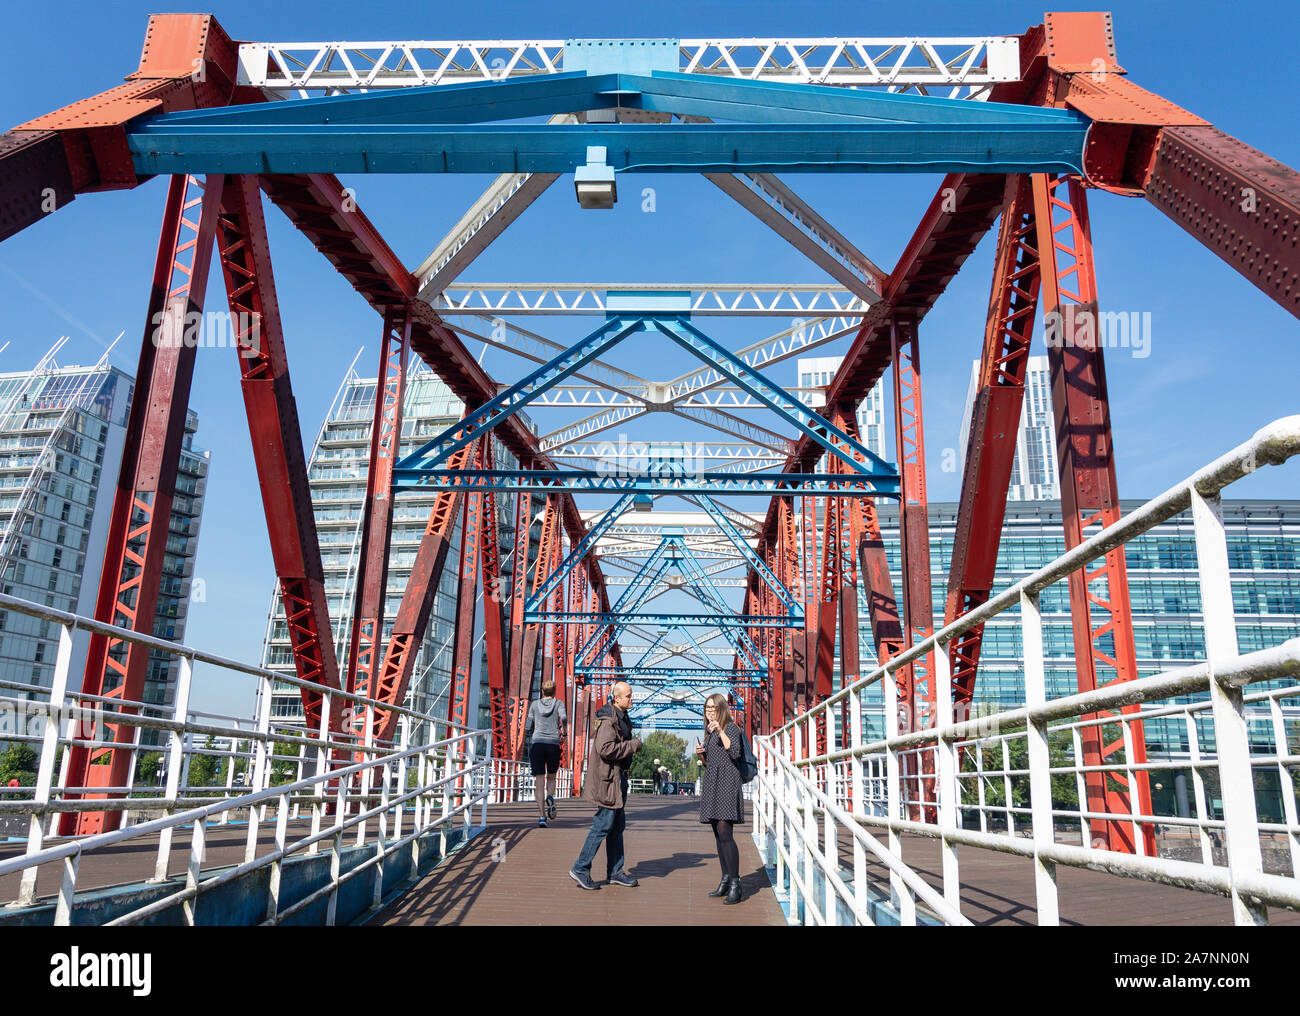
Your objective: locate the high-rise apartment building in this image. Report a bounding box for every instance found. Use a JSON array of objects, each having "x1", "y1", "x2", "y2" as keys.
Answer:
[
  {"x1": 0, "y1": 343, "x2": 209, "y2": 714},
  {"x1": 957, "y1": 355, "x2": 1060, "y2": 501},
  {"x1": 260, "y1": 361, "x2": 520, "y2": 736},
  {"x1": 795, "y1": 356, "x2": 887, "y2": 461}
]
